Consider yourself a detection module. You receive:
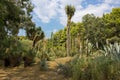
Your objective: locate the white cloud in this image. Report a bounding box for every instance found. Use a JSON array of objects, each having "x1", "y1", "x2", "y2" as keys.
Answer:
[
  {"x1": 32, "y1": 0, "x2": 57, "y2": 23},
  {"x1": 104, "y1": 0, "x2": 120, "y2": 4},
  {"x1": 31, "y1": 0, "x2": 120, "y2": 25},
  {"x1": 72, "y1": 3, "x2": 111, "y2": 22},
  {"x1": 72, "y1": 0, "x2": 120, "y2": 23}
]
